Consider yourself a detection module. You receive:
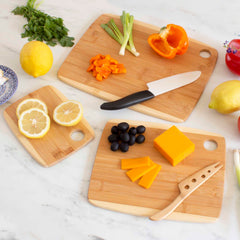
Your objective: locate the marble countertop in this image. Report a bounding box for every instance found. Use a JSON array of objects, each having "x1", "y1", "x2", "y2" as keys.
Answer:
[{"x1": 0, "y1": 0, "x2": 240, "y2": 239}]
